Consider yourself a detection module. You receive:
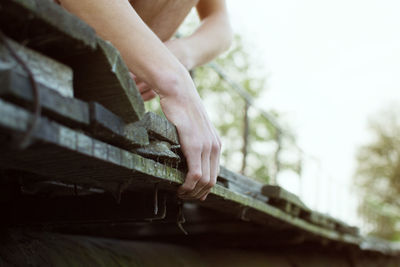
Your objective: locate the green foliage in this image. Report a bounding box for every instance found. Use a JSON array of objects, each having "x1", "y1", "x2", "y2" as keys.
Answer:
[
  {"x1": 354, "y1": 107, "x2": 400, "y2": 241},
  {"x1": 193, "y1": 35, "x2": 288, "y2": 183}
]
